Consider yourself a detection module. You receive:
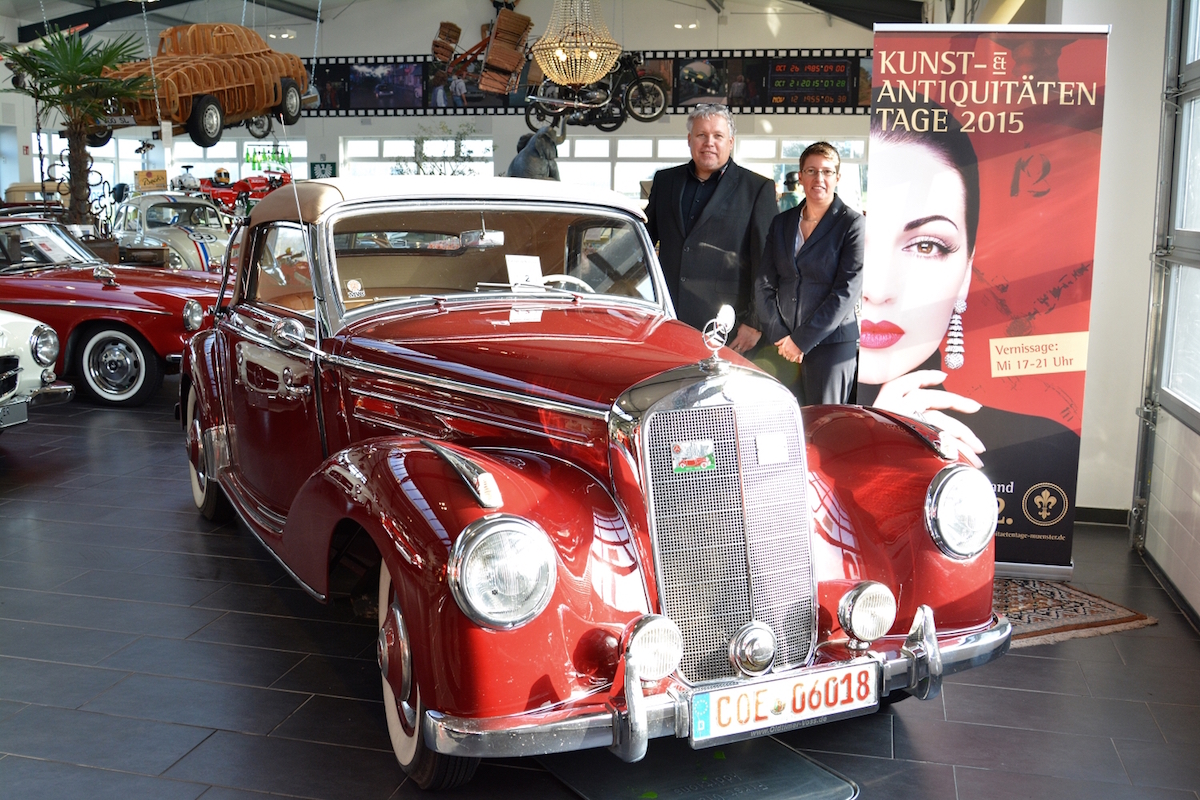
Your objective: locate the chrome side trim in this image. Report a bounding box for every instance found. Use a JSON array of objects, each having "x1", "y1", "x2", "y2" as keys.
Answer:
[
  {"x1": 0, "y1": 299, "x2": 173, "y2": 317},
  {"x1": 331, "y1": 350, "x2": 609, "y2": 421},
  {"x1": 350, "y1": 387, "x2": 594, "y2": 446},
  {"x1": 422, "y1": 613, "x2": 1011, "y2": 759},
  {"x1": 229, "y1": 313, "x2": 608, "y2": 424}
]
